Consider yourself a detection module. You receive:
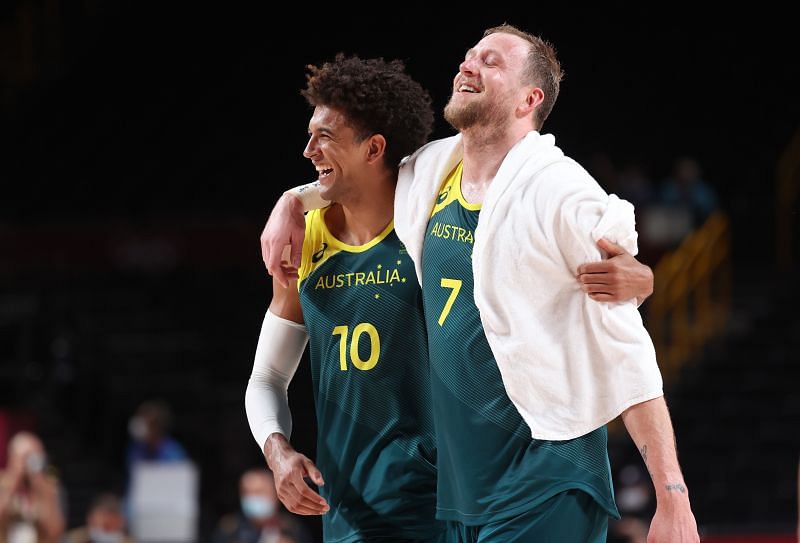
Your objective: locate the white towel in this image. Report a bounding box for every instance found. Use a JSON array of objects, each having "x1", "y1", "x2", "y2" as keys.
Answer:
[{"x1": 396, "y1": 131, "x2": 663, "y2": 440}]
